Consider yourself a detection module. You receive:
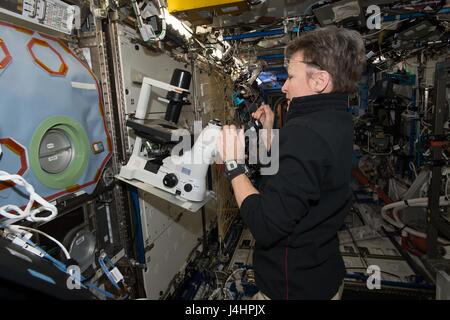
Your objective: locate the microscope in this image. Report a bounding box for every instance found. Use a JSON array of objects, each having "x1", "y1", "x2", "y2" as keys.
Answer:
[{"x1": 118, "y1": 69, "x2": 221, "y2": 204}]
